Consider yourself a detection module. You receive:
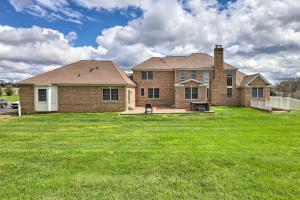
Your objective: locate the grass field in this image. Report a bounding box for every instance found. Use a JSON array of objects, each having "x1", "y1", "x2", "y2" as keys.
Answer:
[
  {"x1": 0, "y1": 95, "x2": 19, "y2": 102},
  {"x1": 0, "y1": 107, "x2": 299, "y2": 199}
]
